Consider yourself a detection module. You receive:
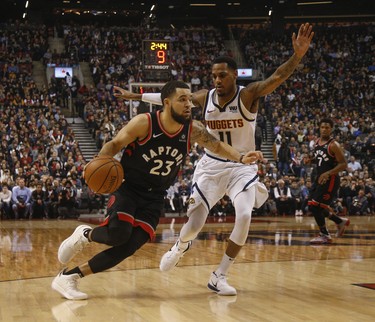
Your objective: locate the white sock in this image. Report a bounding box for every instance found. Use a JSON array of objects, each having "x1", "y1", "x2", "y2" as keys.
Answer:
[{"x1": 215, "y1": 254, "x2": 235, "y2": 276}]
